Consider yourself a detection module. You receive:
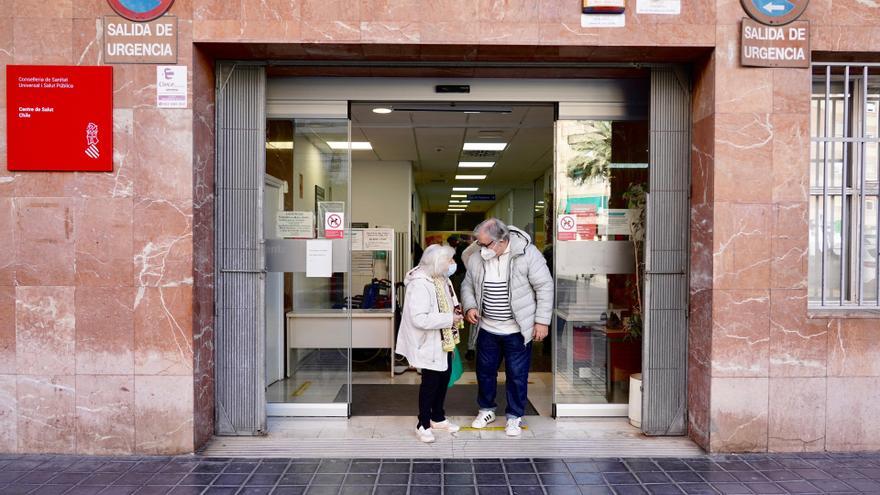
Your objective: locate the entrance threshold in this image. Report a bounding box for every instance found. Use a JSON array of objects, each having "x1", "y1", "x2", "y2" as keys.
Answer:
[{"x1": 200, "y1": 417, "x2": 704, "y2": 458}]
